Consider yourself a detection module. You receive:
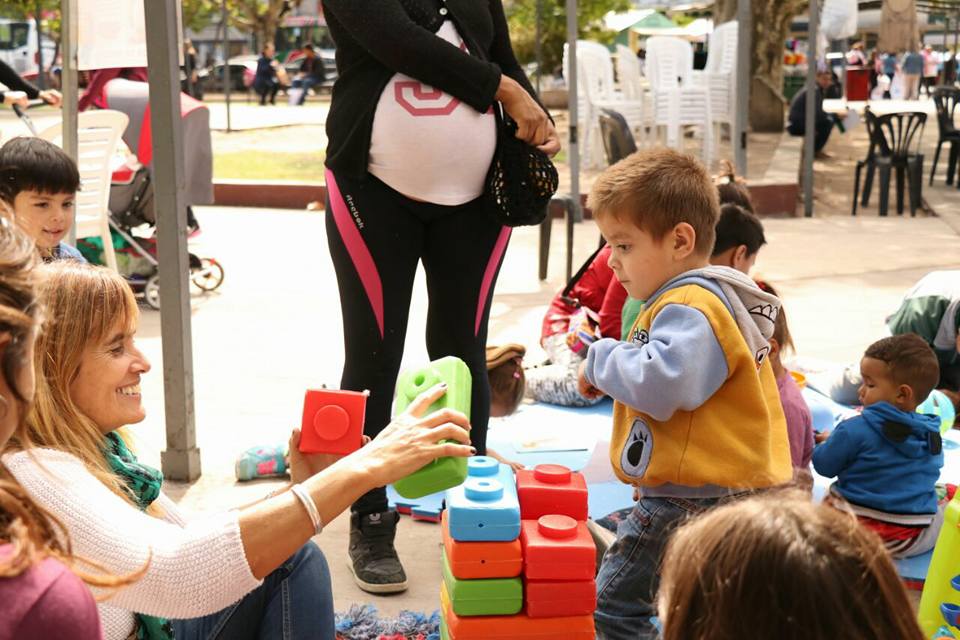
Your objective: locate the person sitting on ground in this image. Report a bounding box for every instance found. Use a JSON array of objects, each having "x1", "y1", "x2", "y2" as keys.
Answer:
[
  {"x1": 2, "y1": 262, "x2": 475, "y2": 640},
  {"x1": 0, "y1": 137, "x2": 85, "y2": 262},
  {"x1": 254, "y1": 43, "x2": 282, "y2": 106},
  {"x1": 657, "y1": 492, "x2": 926, "y2": 640},
  {"x1": 0, "y1": 221, "x2": 122, "y2": 640},
  {"x1": 294, "y1": 44, "x2": 326, "y2": 105},
  {"x1": 887, "y1": 270, "x2": 960, "y2": 409},
  {"x1": 485, "y1": 343, "x2": 528, "y2": 472},
  {"x1": 787, "y1": 66, "x2": 840, "y2": 159},
  {"x1": 527, "y1": 246, "x2": 627, "y2": 407},
  {"x1": 814, "y1": 334, "x2": 945, "y2": 558},
  {"x1": 756, "y1": 280, "x2": 814, "y2": 486},
  {"x1": 577, "y1": 148, "x2": 790, "y2": 640}
]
